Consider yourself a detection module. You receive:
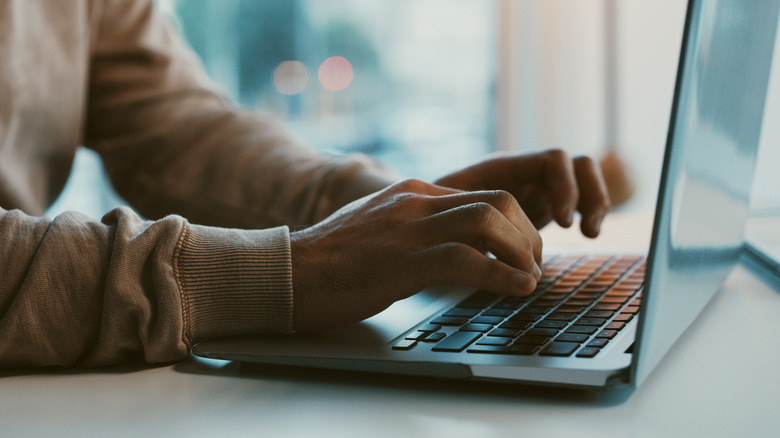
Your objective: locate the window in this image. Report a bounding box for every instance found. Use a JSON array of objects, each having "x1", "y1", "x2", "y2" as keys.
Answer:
[
  {"x1": 164, "y1": 0, "x2": 498, "y2": 179},
  {"x1": 50, "y1": 0, "x2": 498, "y2": 219}
]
